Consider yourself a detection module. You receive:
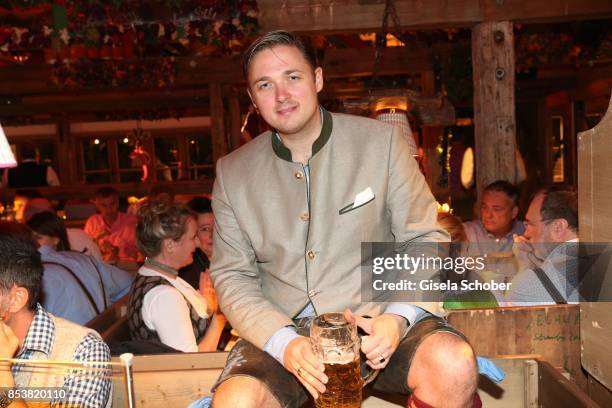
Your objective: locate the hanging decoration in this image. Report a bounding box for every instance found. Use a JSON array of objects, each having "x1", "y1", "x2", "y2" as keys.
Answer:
[
  {"x1": 0, "y1": 1, "x2": 260, "y2": 62},
  {"x1": 436, "y1": 129, "x2": 452, "y2": 188}
]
